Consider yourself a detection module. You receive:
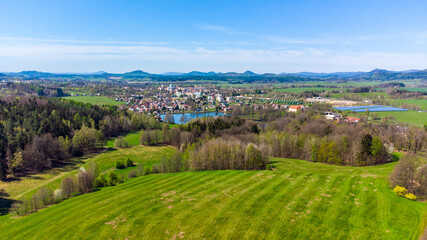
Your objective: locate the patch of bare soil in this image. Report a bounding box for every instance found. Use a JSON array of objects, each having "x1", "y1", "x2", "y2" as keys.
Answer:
[
  {"x1": 105, "y1": 216, "x2": 127, "y2": 229},
  {"x1": 420, "y1": 227, "x2": 427, "y2": 240}
]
